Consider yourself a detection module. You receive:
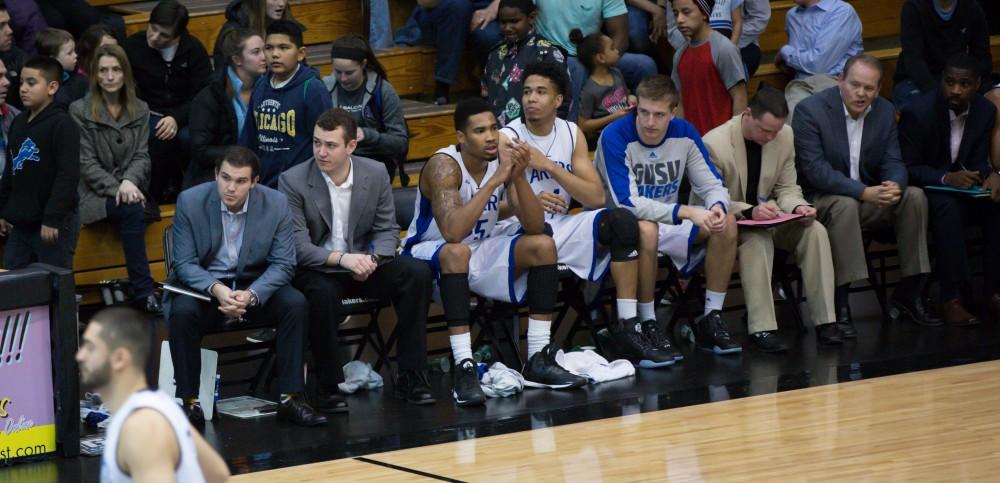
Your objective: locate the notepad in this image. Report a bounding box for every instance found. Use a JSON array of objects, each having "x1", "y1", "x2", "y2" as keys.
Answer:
[
  {"x1": 924, "y1": 185, "x2": 991, "y2": 197},
  {"x1": 737, "y1": 212, "x2": 804, "y2": 227}
]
